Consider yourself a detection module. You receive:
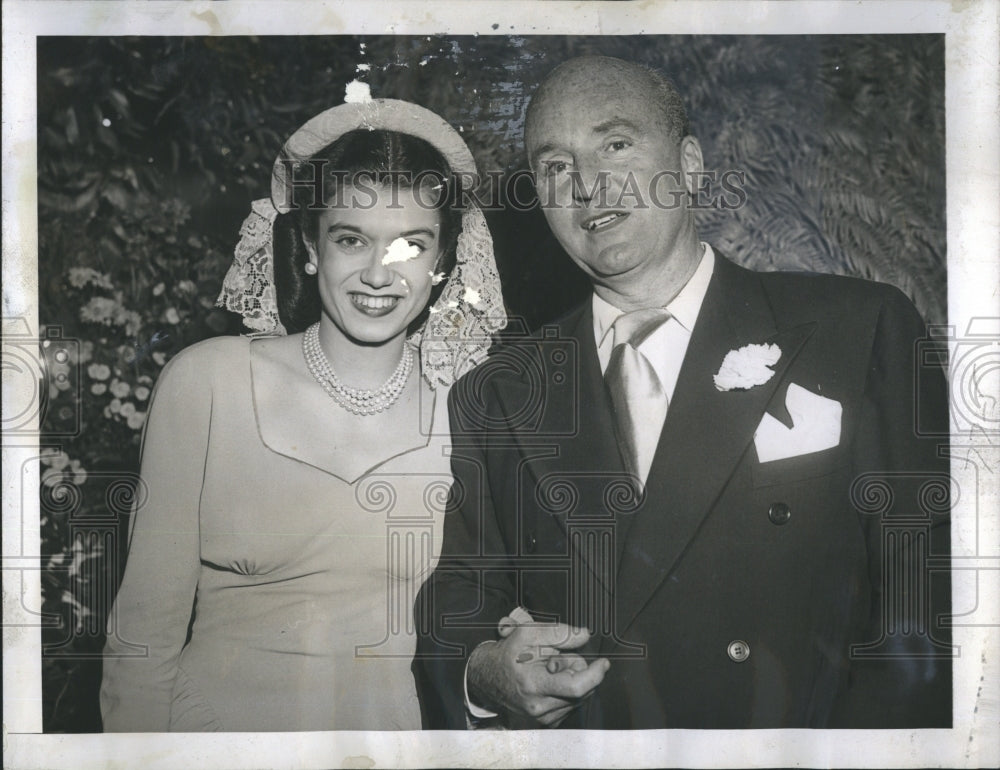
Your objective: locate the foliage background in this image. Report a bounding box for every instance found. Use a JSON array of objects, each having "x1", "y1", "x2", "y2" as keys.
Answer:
[{"x1": 35, "y1": 34, "x2": 945, "y2": 731}]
